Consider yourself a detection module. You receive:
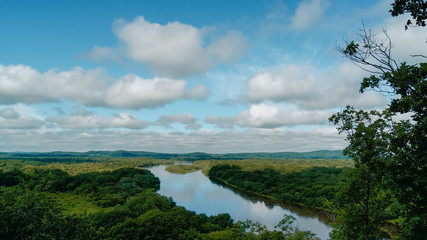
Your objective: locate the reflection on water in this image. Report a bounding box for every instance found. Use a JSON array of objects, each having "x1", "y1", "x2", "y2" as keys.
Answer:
[
  {"x1": 149, "y1": 165, "x2": 332, "y2": 240},
  {"x1": 208, "y1": 177, "x2": 334, "y2": 224}
]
